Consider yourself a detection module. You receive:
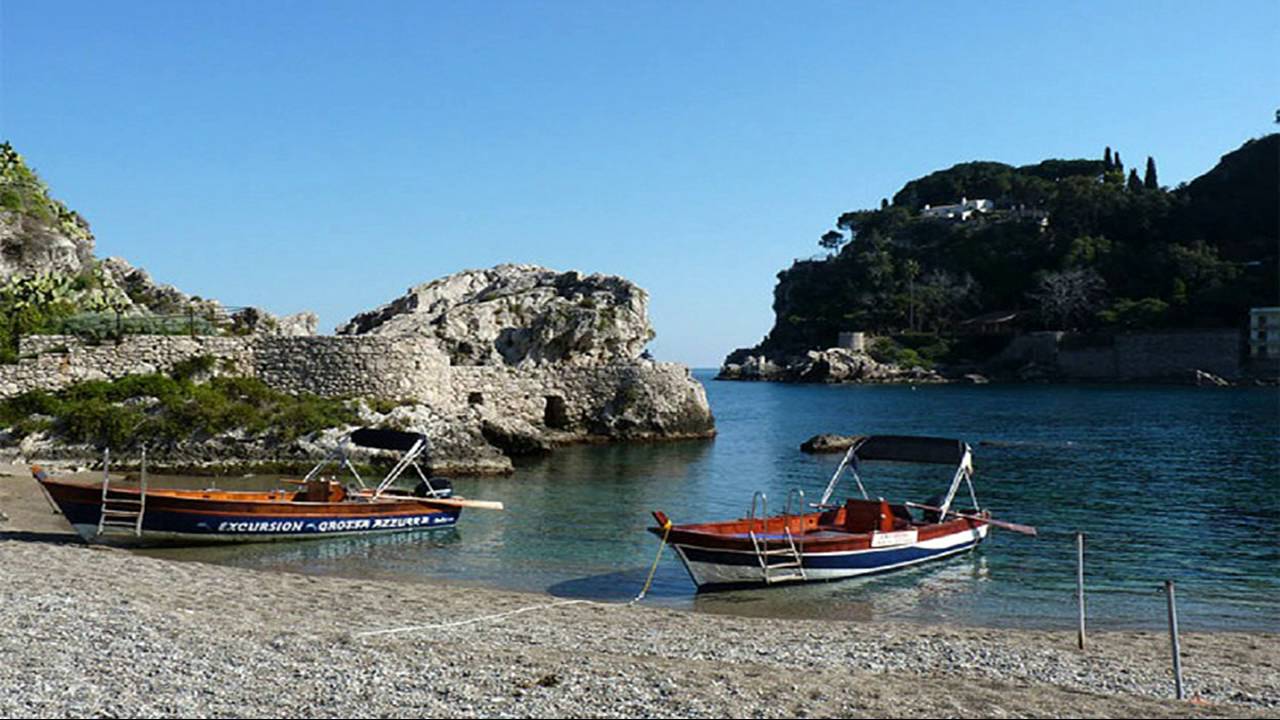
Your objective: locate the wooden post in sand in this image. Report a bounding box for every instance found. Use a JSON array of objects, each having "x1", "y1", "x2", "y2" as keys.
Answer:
[
  {"x1": 1076, "y1": 531, "x2": 1086, "y2": 650},
  {"x1": 1165, "y1": 580, "x2": 1185, "y2": 700}
]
